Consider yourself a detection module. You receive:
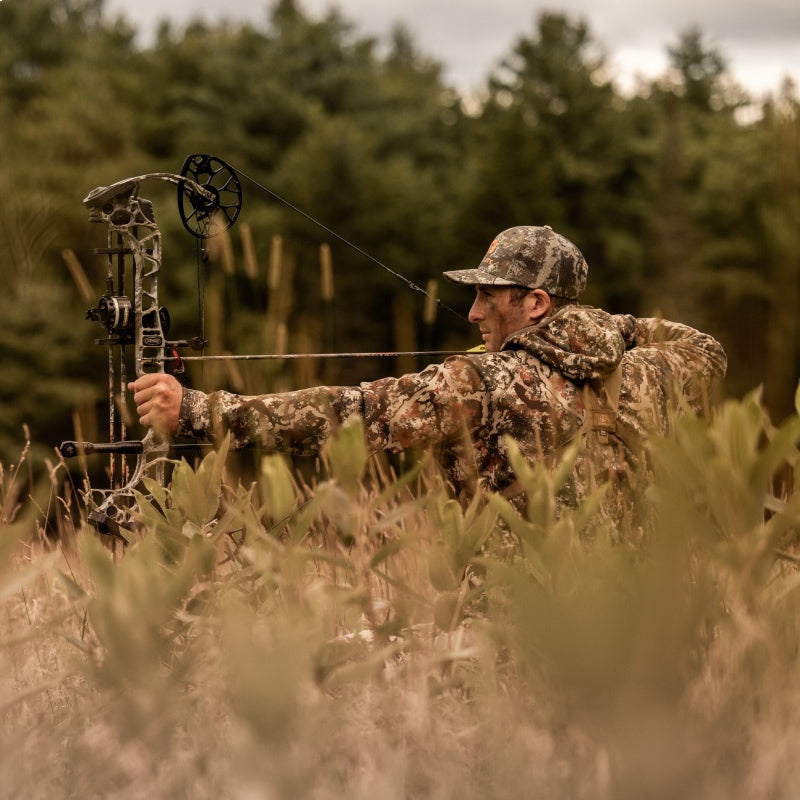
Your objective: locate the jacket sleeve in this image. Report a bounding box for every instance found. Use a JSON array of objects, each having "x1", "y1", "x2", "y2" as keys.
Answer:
[{"x1": 176, "y1": 356, "x2": 485, "y2": 453}]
